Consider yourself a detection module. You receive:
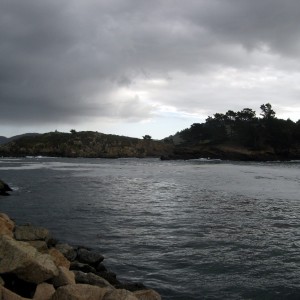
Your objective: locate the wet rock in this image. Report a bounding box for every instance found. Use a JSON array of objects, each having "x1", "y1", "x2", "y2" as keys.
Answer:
[
  {"x1": 116, "y1": 281, "x2": 147, "y2": 292},
  {"x1": 51, "y1": 284, "x2": 107, "y2": 300},
  {"x1": 73, "y1": 271, "x2": 113, "y2": 289},
  {"x1": 14, "y1": 224, "x2": 51, "y2": 242},
  {"x1": 53, "y1": 266, "x2": 75, "y2": 288},
  {"x1": 0, "y1": 212, "x2": 15, "y2": 237},
  {"x1": 77, "y1": 247, "x2": 104, "y2": 265},
  {"x1": 48, "y1": 247, "x2": 71, "y2": 269},
  {"x1": 55, "y1": 243, "x2": 77, "y2": 261},
  {"x1": 46, "y1": 237, "x2": 58, "y2": 248},
  {"x1": 95, "y1": 262, "x2": 107, "y2": 272},
  {"x1": 96, "y1": 271, "x2": 120, "y2": 286},
  {"x1": 33, "y1": 283, "x2": 55, "y2": 300},
  {"x1": 70, "y1": 261, "x2": 97, "y2": 273},
  {"x1": 133, "y1": 289, "x2": 162, "y2": 300},
  {"x1": 0, "y1": 180, "x2": 12, "y2": 196},
  {"x1": 103, "y1": 288, "x2": 138, "y2": 300},
  {"x1": 0, "y1": 235, "x2": 59, "y2": 284}
]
